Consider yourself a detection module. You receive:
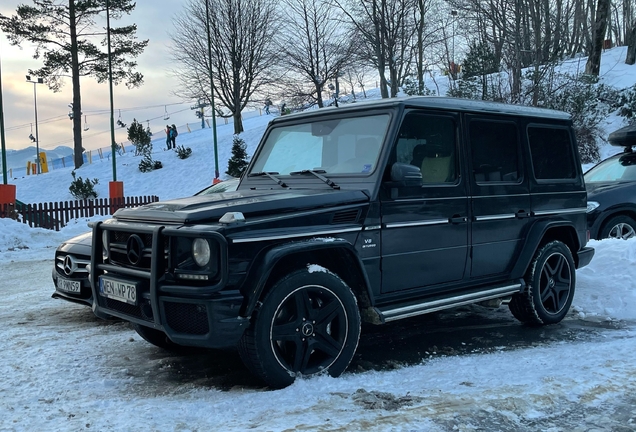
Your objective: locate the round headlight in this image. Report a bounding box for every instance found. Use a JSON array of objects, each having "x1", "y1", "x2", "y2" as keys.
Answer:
[
  {"x1": 192, "y1": 238, "x2": 211, "y2": 267},
  {"x1": 102, "y1": 230, "x2": 110, "y2": 258}
]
